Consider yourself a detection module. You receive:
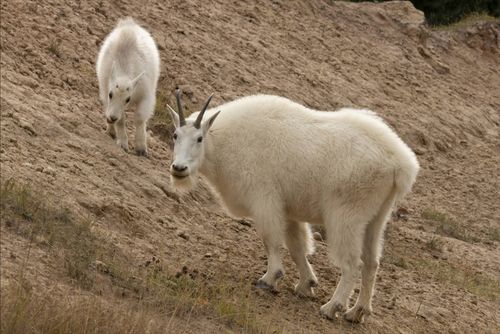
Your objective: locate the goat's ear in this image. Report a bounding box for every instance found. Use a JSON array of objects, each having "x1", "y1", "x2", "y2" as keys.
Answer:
[
  {"x1": 167, "y1": 104, "x2": 180, "y2": 128},
  {"x1": 202, "y1": 110, "x2": 221, "y2": 133},
  {"x1": 131, "y1": 71, "x2": 145, "y2": 88}
]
